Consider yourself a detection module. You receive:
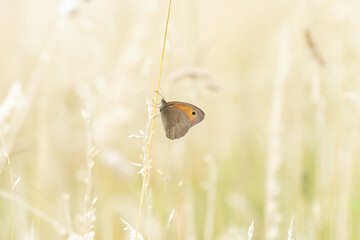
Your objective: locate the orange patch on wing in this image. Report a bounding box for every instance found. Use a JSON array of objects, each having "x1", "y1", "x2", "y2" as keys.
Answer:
[{"x1": 171, "y1": 103, "x2": 197, "y2": 122}]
